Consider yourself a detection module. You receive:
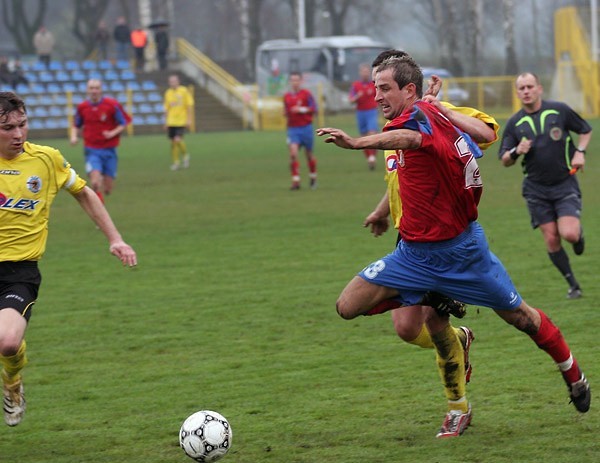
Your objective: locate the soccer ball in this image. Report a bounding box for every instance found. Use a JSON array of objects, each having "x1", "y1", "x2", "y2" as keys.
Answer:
[{"x1": 179, "y1": 410, "x2": 232, "y2": 462}]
